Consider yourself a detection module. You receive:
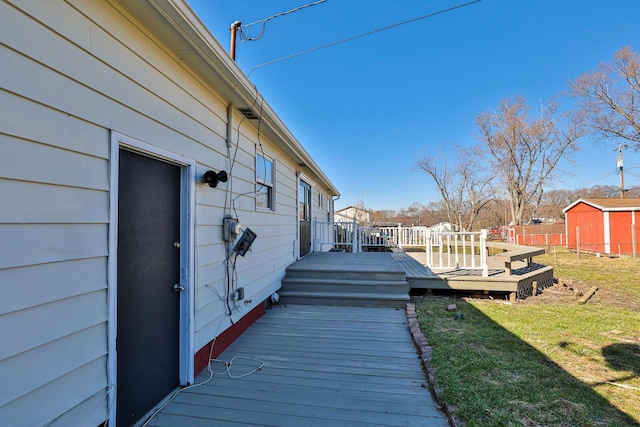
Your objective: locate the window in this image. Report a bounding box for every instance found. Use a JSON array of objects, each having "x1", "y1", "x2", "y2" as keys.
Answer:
[
  {"x1": 318, "y1": 193, "x2": 324, "y2": 209},
  {"x1": 256, "y1": 154, "x2": 274, "y2": 210}
]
